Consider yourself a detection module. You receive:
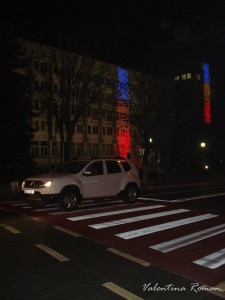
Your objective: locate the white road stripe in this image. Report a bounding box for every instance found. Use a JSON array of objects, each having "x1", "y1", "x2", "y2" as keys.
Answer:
[
  {"x1": 67, "y1": 205, "x2": 165, "y2": 221},
  {"x1": 54, "y1": 226, "x2": 81, "y2": 237},
  {"x1": 194, "y1": 248, "x2": 225, "y2": 269},
  {"x1": 103, "y1": 282, "x2": 143, "y2": 300},
  {"x1": 107, "y1": 248, "x2": 150, "y2": 266},
  {"x1": 36, "y1": 244, "x2": 69, "y2": 262},
  {"x1": 138, "y1": 197, "x2": 164, "y2": 201},
  {"x1": 139, "y1": 192, "x2": 225, "y2": 203},
  {"x1": 172, "y1": 192, "x2": 225, "y2": 202},
  {"x1": 1, "y1": 201, "x2": 25, "y2": 204},
  {"x1": 150, "y1": 224, "x2": 225, "y2": 252},
  {"x1": 34, "y1": 207, "x2": 60, "y2": 212},
  {"x1": 11, "y1": 203, "x2": 28, "y2": 206},
  {"x1": 0, "y1": 224, "x2": 21, "y2": 234},
  {"x1": 90, "y1": 209, "x2": 189, "y2": 229},
  {"x1": 50, "y1": 203, "x2": 129, "y2": 215},
  {"x1": 115, "y1": 214, "x2": 217, "y2": 240}
]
